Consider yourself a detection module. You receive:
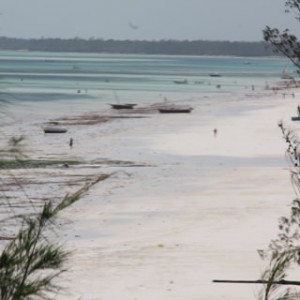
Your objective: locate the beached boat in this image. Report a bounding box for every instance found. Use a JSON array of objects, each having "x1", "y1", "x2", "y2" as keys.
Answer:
[
  {"x1": 158, "y1": 106, "x2": 193, "y2": 113},
  {"x1": 109, "y1": 103, "x2": 137, "y2": 109},
  {"x1": 43, "y1": 127, "x2": 67, "y2": 133},
  {"x1": 173, "y1": 79, "x2": 188, "y2": 84},
  {"x1": 109, "y1": 90, "x2": 137, "y2": 109},
  {"x1": 291, "y1": 116, "x2": 300, "y2": 121},
  {"x1": 209, "y1": 72, "x2": 222, "y2": 77}
]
